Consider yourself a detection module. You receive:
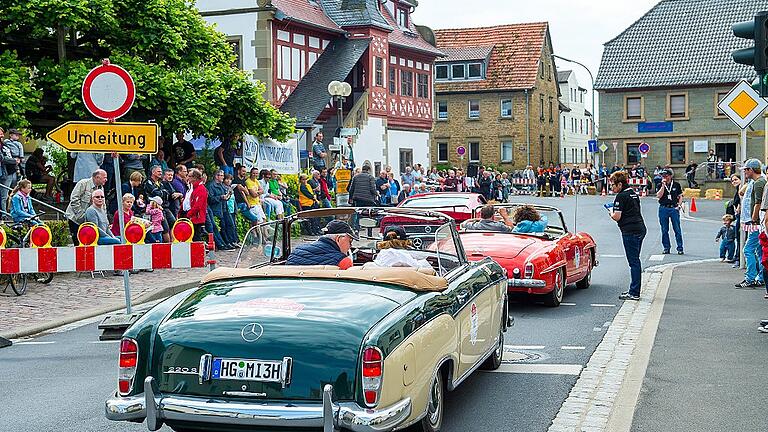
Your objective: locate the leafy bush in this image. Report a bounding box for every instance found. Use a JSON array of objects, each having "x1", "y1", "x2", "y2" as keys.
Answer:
[
  {"x1": 282, "y1": 174, "x2": 299, "y2": 198},
  {"x1": 8, "y1": 220, "x2": 72, "y2": 247},
  {"x1": 196, "y1": 142, "x2": 219, "y2": 177},
  {"x1": 45, "y1": 143, "x2": 69, "y2": 179}
]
